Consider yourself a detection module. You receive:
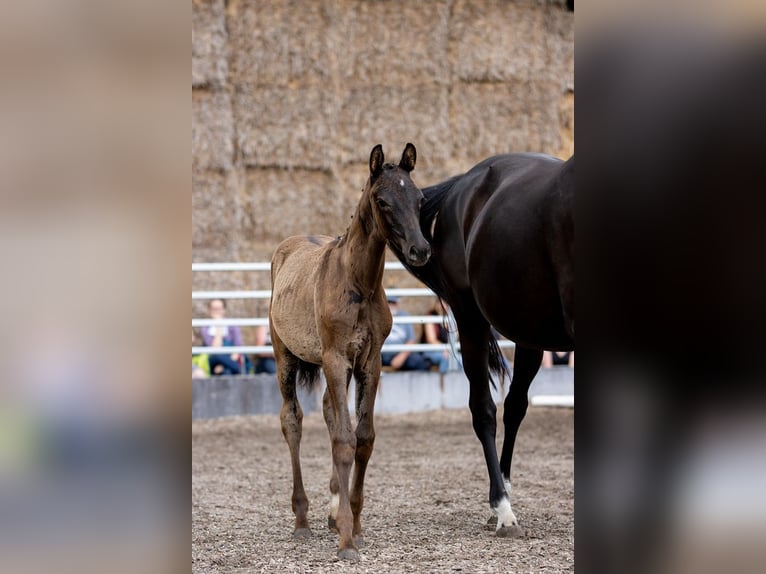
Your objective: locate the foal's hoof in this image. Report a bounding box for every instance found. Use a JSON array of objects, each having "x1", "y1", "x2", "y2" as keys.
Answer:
[
  {"x1": 337, "y1": 548, "x2": 360, "y2": 562},
  {"x1": 496, "y1": 524, "x2": 525, "y2": 539},
  {"x1": 292, "y1": 528, "x2": 312, "y2": 540},
  {"x1": 327, "y1": 516, "x2": 338, "y2": 533}
]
